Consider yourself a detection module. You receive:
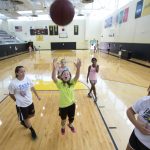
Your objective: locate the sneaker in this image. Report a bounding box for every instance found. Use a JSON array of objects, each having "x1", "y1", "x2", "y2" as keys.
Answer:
[
  {"x1": 61, "y1": 128, "x2": 65, "y2": 135},
  {"x1": 88, "y1": 93, "x2": 92, "y2": 98},
  {"x1": 31, "y1": 130, "x2": 37, "y2": 140},
  {"x1": 67, "y1": 124, "x2": 76, "y2": 133},
  {"x1": 20, "y1": 121, "x2": 28, "y2": 128}
]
